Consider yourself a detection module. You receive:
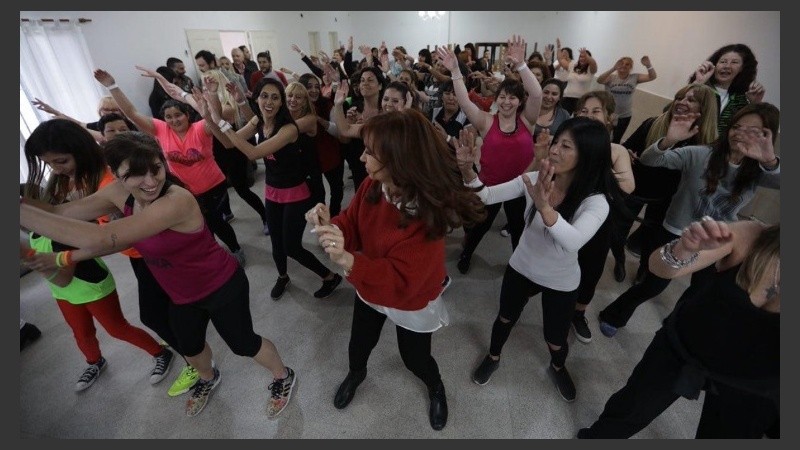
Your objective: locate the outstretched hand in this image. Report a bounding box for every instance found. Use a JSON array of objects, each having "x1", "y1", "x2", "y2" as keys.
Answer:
[
  {"x1": 732, "y1": 125, "x2": 775, "y2": 164},
  {"x1": 504, "y1": 34, "x2": 526, "y2": 66},
  {"x1": 334, "y1": 79, "x2": 349, "y2": 106},
  {"x1": 434, "y1": 46, "x2": 459, "y2": 73},
  {"x1": 678, "y1": 217, "x2": 733, "y2": 253},
  {"x1": 665, "y1": 112, "x2": 701, "y2": 144},
  {"x1": 93, "y1": 69, "x2": 115, "y2": 88},
  {"x1": 746, "y1": 81, "x2": 766, "y2": 104},
  {"x1": 454, "y1": 127, "x2": 479, "y2": 171},
  {"x1": 527, "y1": 158, "x2": 556, "y2": 211},
  {"x1": 31, "y1": 98, "x2": 61, "y2": 116}
]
